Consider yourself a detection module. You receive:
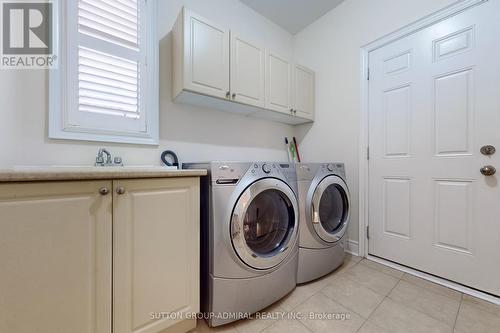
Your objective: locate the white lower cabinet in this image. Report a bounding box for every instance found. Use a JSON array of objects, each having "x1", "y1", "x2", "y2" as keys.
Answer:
[
  {"x1": 113, "y1": 178, "x2": 200, "y2": 333},
  {"x1": 0, "y1": 178, "x2": 200, "y2": 333},
  {"x1": 0, "y1": 181, "x2": 113, "y2": 333}
]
